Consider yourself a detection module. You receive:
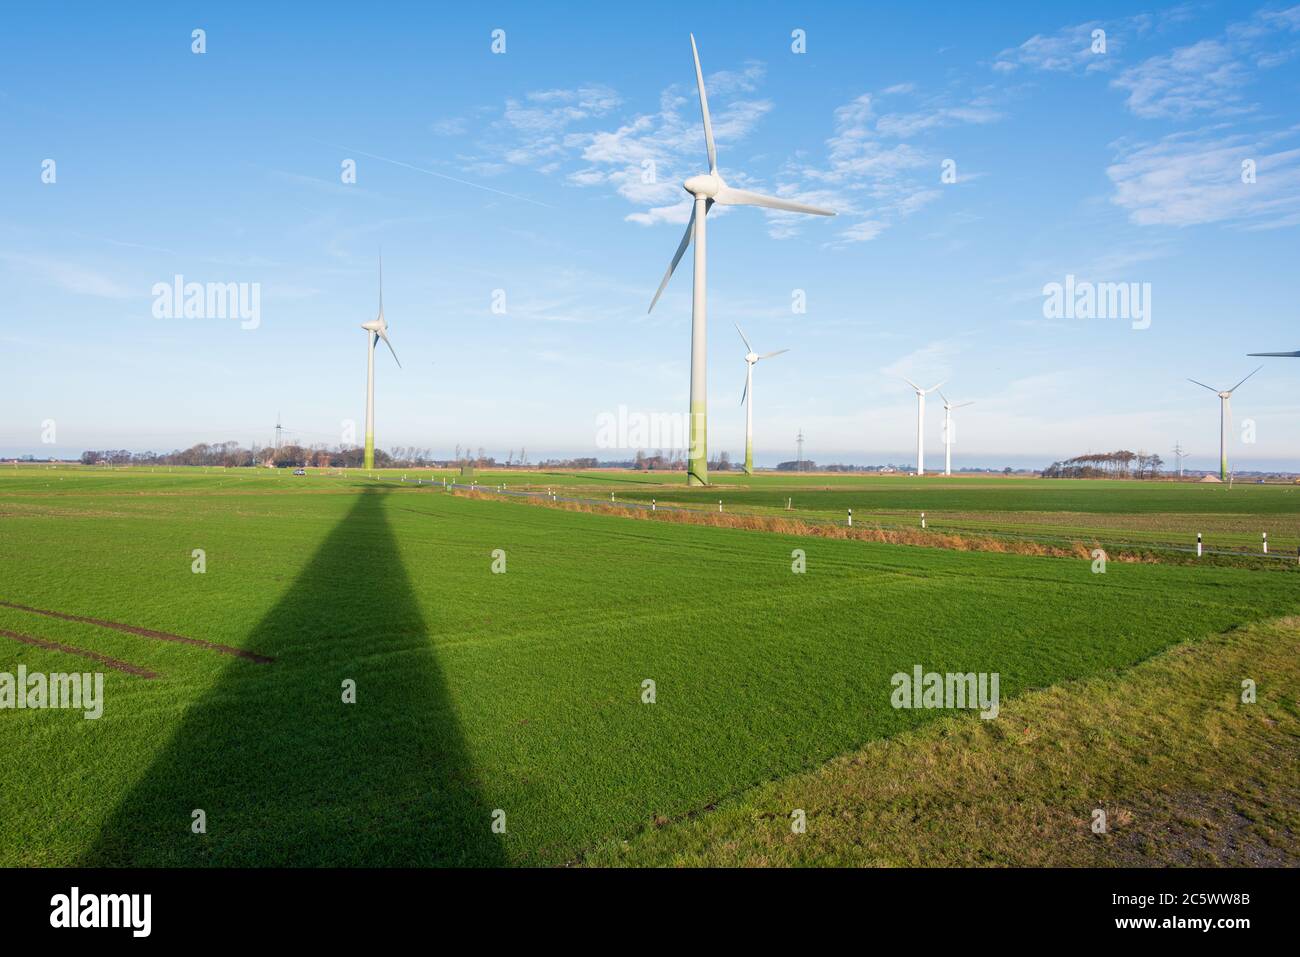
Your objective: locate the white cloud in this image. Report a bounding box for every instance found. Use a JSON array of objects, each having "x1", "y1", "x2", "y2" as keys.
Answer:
[
  {"x1": 1113, "y1": 39, "x2": 1252, "y2": 118},
  {"x1": 1107, "y1": 128, "x2": 1300, "y2": 227},
  {"x1": 1112, "y1": 6, "x2": 1300, "y2": 118},
  {"x1": 993, "y1": 21, "x2": 1116, "y2": 74},
  {"x1": 0, "y1": 253, "x2": 135, "y2": 299},
  {"x1": 776, "y1": 88, "x2": 999, "y2": 244}
]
